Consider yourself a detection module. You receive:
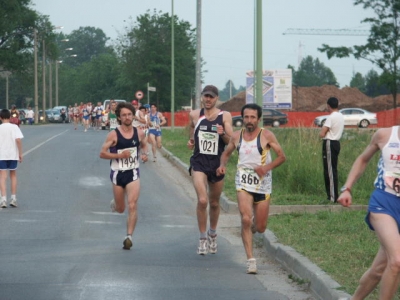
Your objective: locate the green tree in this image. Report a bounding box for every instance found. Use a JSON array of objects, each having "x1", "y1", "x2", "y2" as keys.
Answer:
[
  {"x1": 364, "y1": 69, "x2": 390, "y2": 97},
  {"x1": 290, "y1": 56, "x2": 338, "y2": 87},
  {"x1": 62, "y1": 26, "x2": 112, "y2": 67},
  {"x1": 117, "y1": 10, "x2": 196, "y2": 111},
  {"x1": 319, "y1": 0, "x2": 400, "y2": 109},
  {"x1": 0, "y1": 0, "x2": 39, "y2": 72},
  {"x1": 350, "y1": 72, "x2": 366, "y2": 93},
  {"x1": 219, "y1": 80, "x2": 245, "y2": 101}
]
